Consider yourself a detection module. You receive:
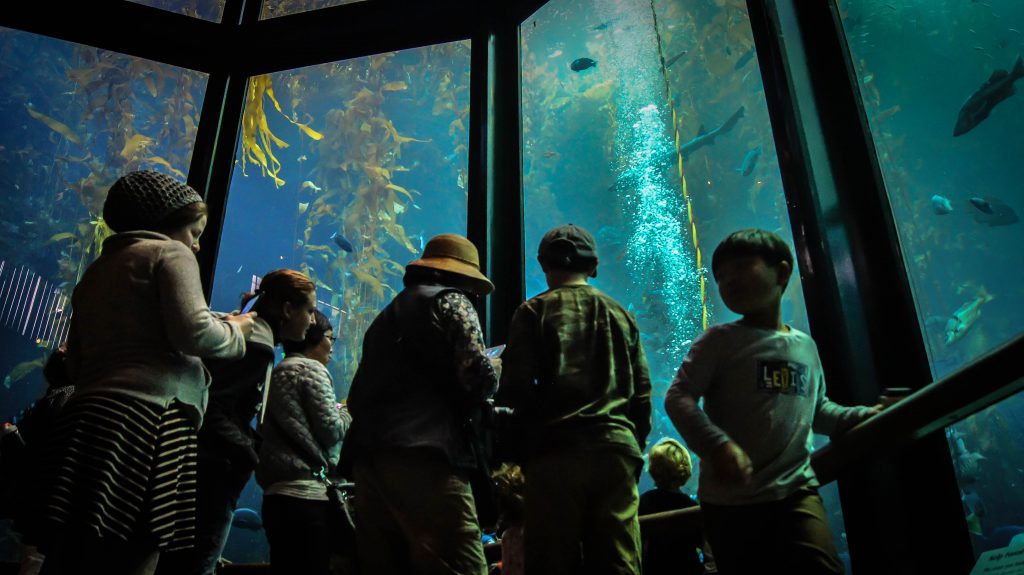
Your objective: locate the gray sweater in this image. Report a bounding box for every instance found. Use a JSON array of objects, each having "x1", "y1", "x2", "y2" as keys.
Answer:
[
  {"x1": 256, "y1": 355, "x2": 351, "y2": 489},
  {"x1": 664, "y1": 322, "x2": 874, "y2": 505},
  {"x1": 66, "y1": 231, "x2": 246, "y2": 426}
]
